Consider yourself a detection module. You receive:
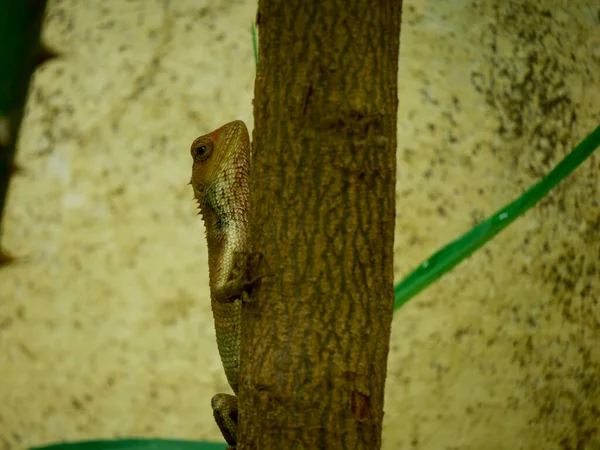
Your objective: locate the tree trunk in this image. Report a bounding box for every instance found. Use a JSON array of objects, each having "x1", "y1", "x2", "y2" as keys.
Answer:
[{"x1": 240, "y1": 0, "x2": 402, "y2": 448}]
